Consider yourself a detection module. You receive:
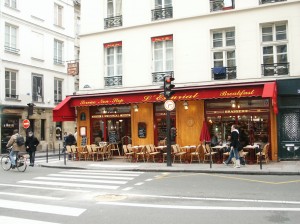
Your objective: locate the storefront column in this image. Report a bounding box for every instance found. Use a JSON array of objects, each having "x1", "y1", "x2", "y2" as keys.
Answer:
[{"x1": 270, "y1": 108, "x2": 278, "y2": 161}]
